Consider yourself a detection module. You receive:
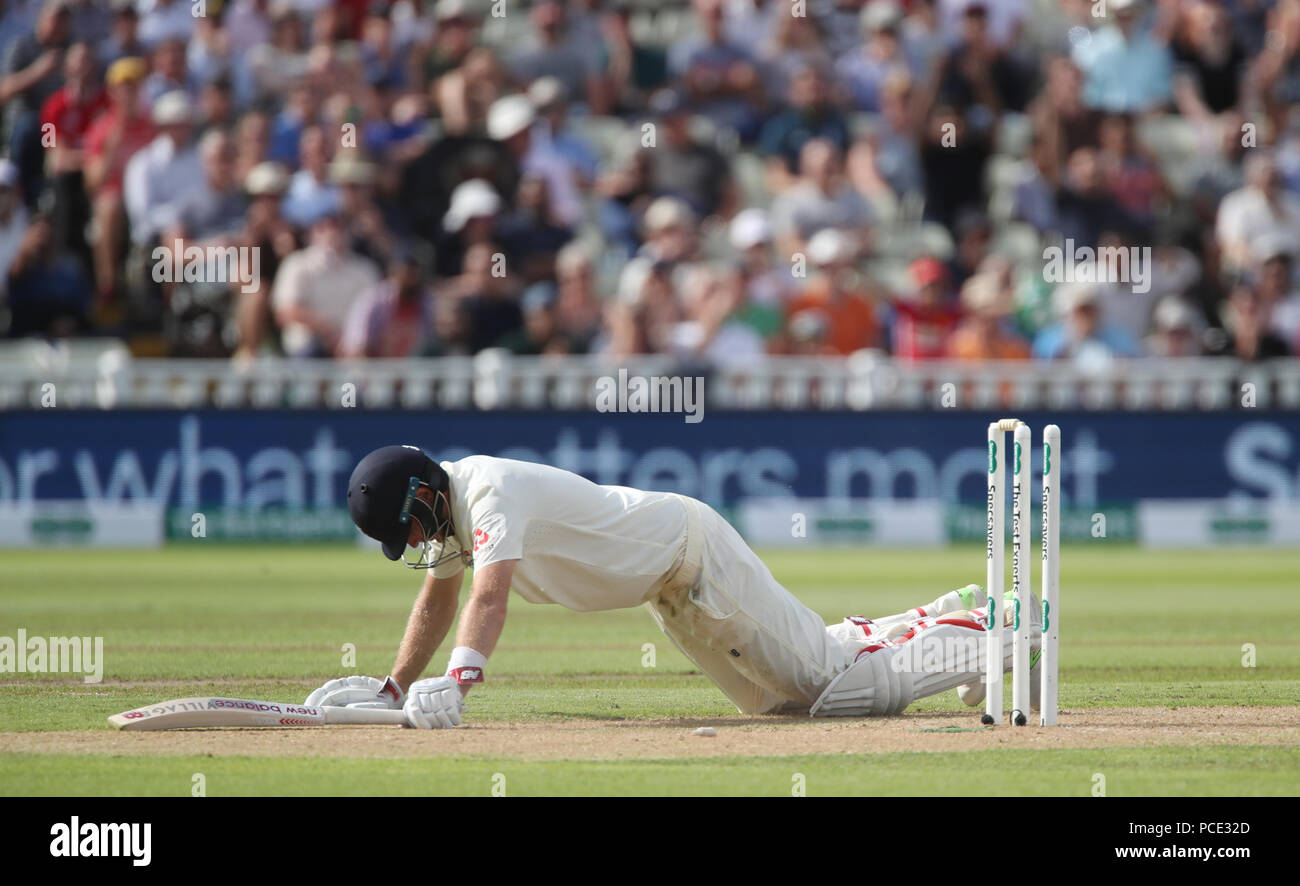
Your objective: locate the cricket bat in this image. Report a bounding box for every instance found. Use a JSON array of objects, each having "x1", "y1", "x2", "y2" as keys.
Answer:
[{"x1": 108, "y1": 696, "x2": 408, "y2": 730}]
